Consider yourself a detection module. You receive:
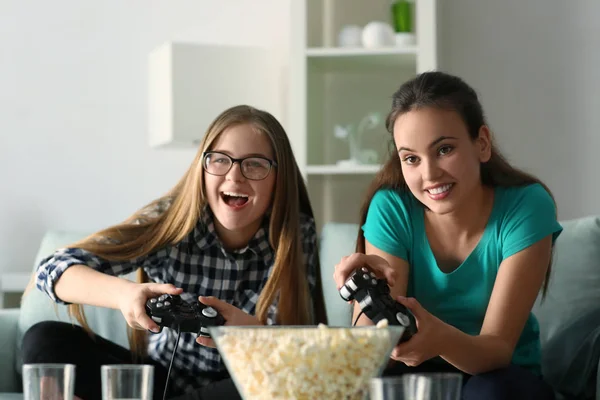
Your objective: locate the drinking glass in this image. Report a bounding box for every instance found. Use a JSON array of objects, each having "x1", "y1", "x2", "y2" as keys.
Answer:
[
  {"x1": 370, "y1": 373, "x2": 462, "y2": 400},
  {"x1": 22, "y1": 363, "x2": 76, "y2": 400},
  {"x1": 101, "y1": 365, "x2": 154, "y2": 400}
]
